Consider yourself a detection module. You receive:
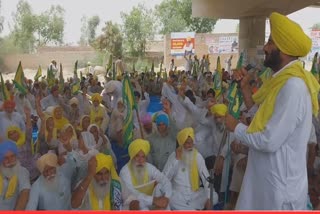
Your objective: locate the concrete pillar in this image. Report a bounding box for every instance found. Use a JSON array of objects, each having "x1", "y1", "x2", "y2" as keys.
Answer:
[{"x1": 239, "y1": 16, "x2": 266, "y2": 63}]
